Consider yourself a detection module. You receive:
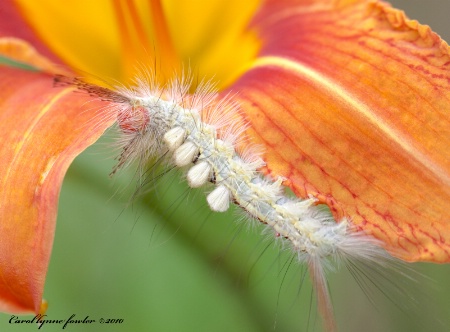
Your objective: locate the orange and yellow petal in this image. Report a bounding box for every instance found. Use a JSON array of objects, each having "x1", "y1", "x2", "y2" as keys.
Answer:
[
  {"x1": 162, "y1": 0, "x2": 261, "y2": 88},
  {"x1": 11, "y1": 0, "x2": 122, "y2": 80},
  {"x1": 232, "y1": 0, "x2": 450, "y2": 262},
  {"x1": 0, "y1": 58, "x2": 114, "y2": 312}
]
